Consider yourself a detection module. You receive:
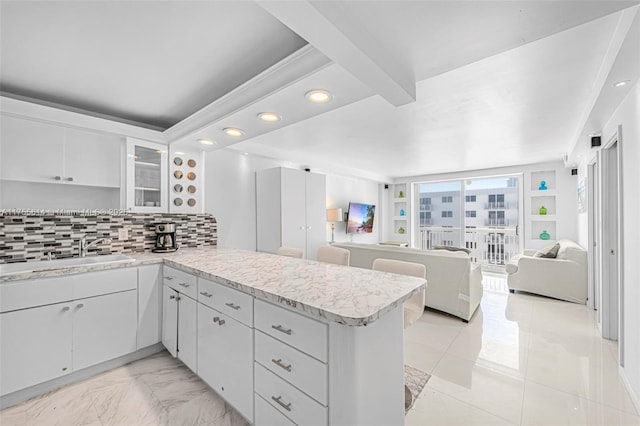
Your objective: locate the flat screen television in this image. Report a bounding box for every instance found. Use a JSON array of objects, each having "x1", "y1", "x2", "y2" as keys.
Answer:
[{"x1": 346, "y1": 202, "x2": 375, "y2": 234}]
